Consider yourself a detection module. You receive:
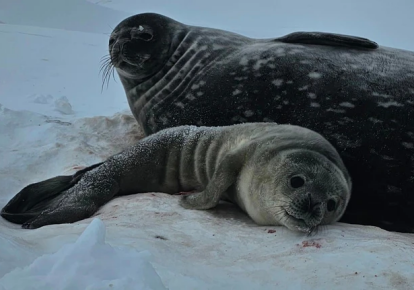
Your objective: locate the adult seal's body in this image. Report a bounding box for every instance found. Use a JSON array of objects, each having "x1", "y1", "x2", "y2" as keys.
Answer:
[
  {"x1": 1, "y1": 123, "x2": 351, "y2": 233},
  {"x1": 104, "y1": 13, "x2": 414, "y2": 232}
]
